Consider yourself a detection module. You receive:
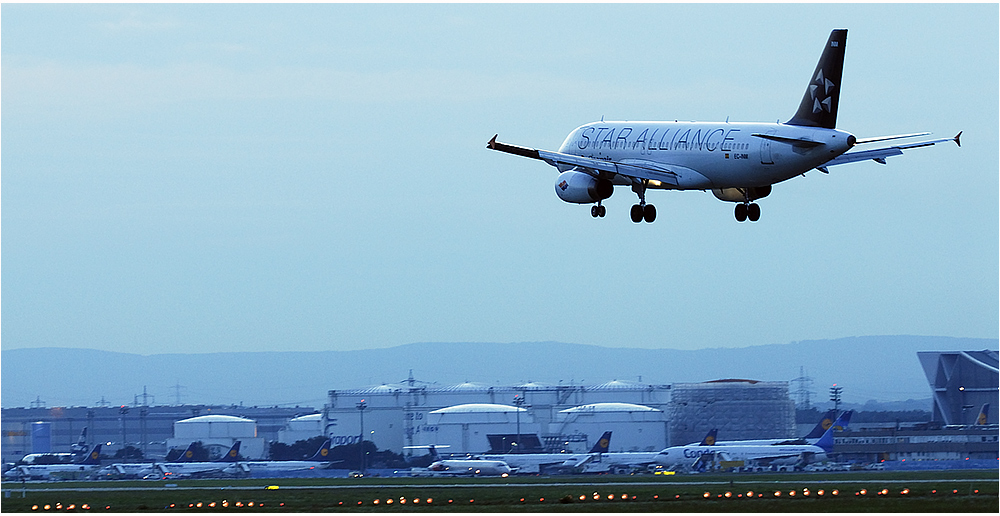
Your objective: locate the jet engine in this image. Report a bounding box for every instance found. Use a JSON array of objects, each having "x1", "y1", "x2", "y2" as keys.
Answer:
[
  {"x1": 712, "y1": 185, "x2": 772, "y2": 203},
  {"x1": 554, "y1": 171, "x2": 613, "y2": 204}
]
